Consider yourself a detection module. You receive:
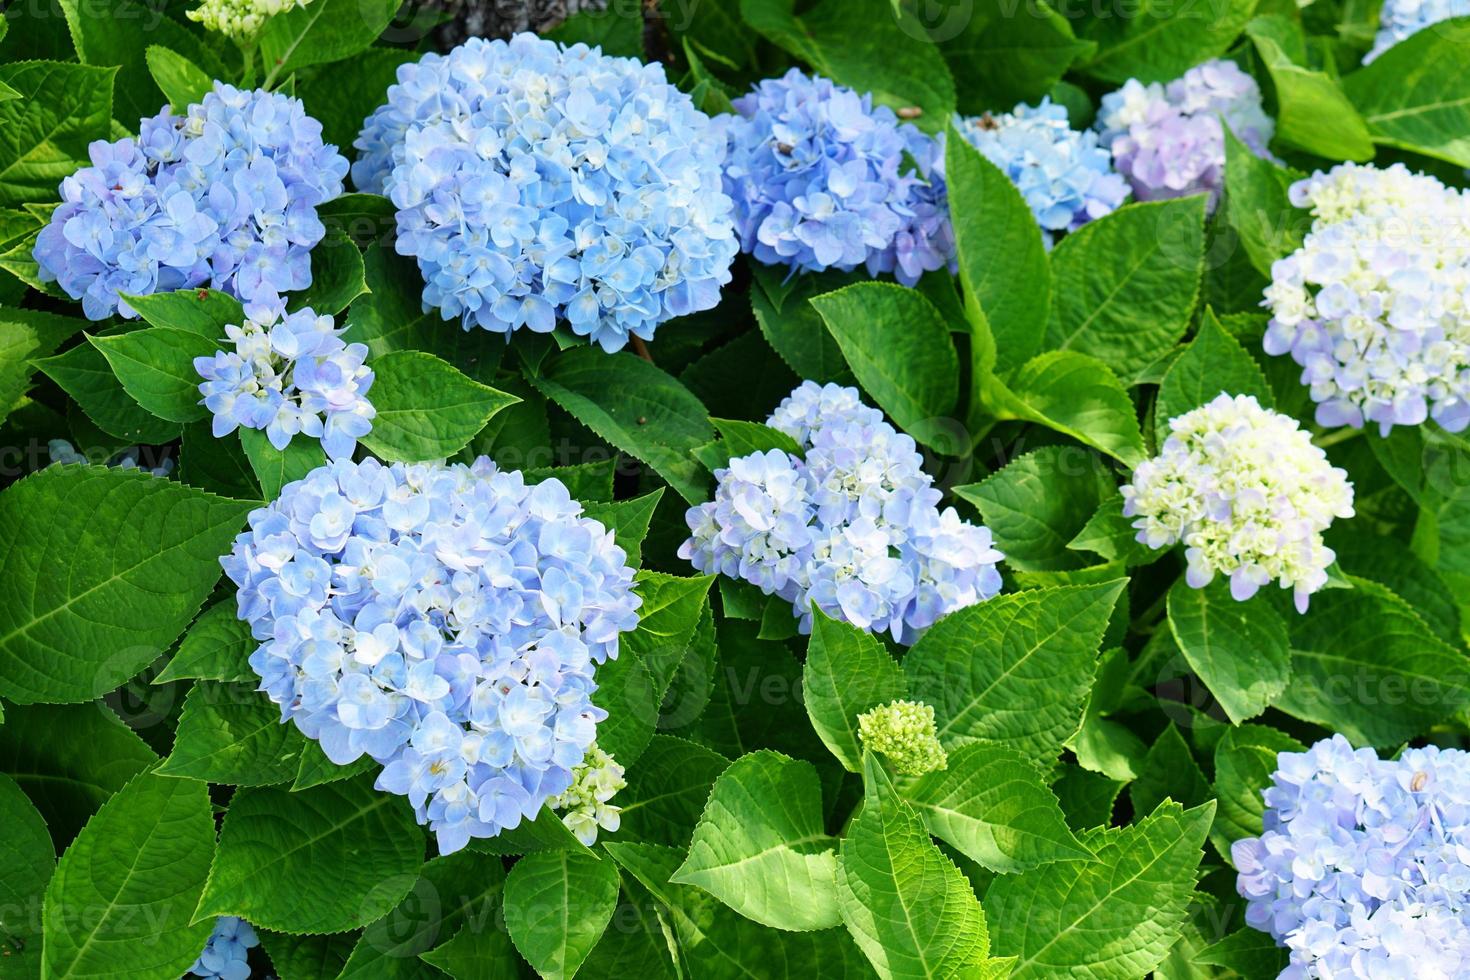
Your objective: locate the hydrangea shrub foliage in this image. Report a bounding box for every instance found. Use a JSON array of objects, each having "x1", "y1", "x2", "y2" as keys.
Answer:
[{"x1": 0, "y1": 1, "x2": 1468, "y2": 979}]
